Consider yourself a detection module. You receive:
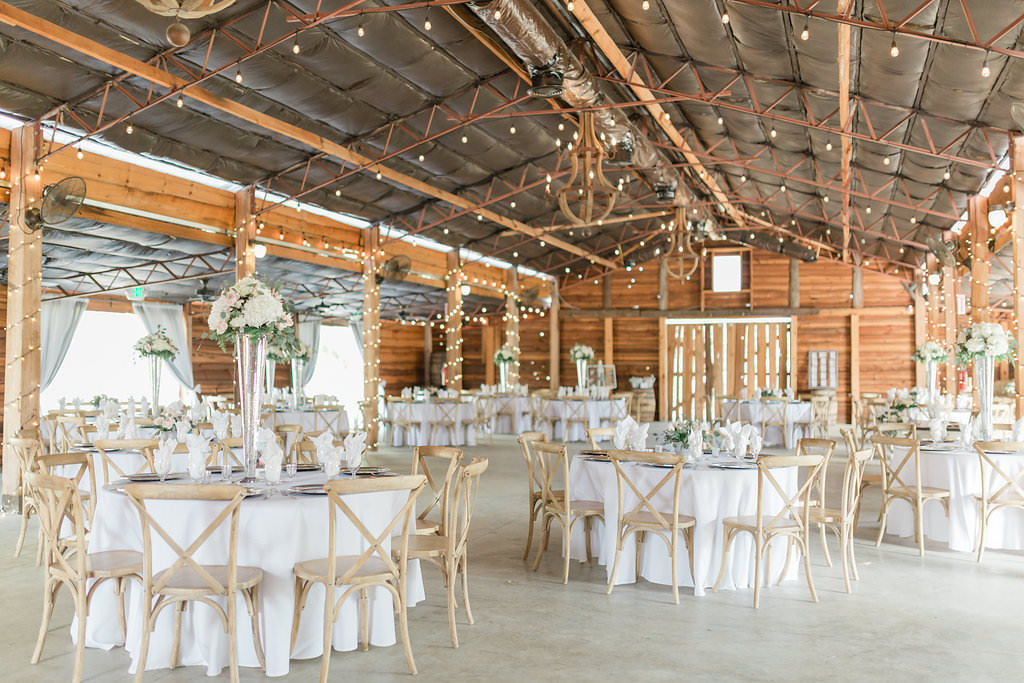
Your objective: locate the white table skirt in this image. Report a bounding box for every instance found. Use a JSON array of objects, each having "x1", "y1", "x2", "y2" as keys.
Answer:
[
  {"x1": 388, "y1": 401, "x2": 479, "y2": 448},
  {"x1": 568, "y1": 456, "x2": 798, "y2": 596},
  {"x1": 80, "y1": 476, "x2": 425, "y2": 677},
  {"x1": 490, "y1": 398, "x2": 627, "y2": 441},
  {"x1": 722, "y1": 400, "x2": 811, "y2": 448},
  {"x1": 884, "y1": 445, "x2": 1024, "y2": 553}
]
